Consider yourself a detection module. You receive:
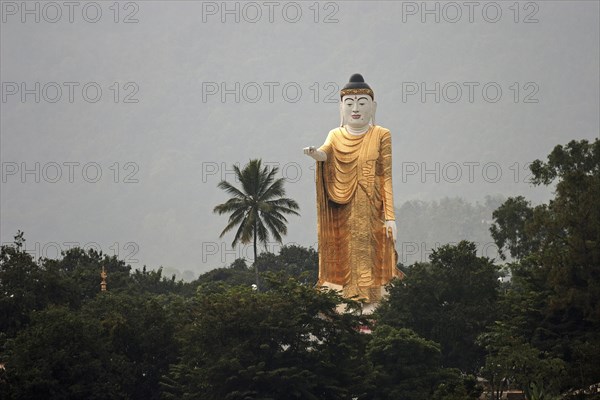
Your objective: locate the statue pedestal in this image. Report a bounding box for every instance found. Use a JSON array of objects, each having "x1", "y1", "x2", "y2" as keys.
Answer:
[
  {"x1": 318, "y1": 281, "x2": 386, "y2": 316},
  {"x1": 361, "y1": 302, "x2": 378, "y2": 315}
]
